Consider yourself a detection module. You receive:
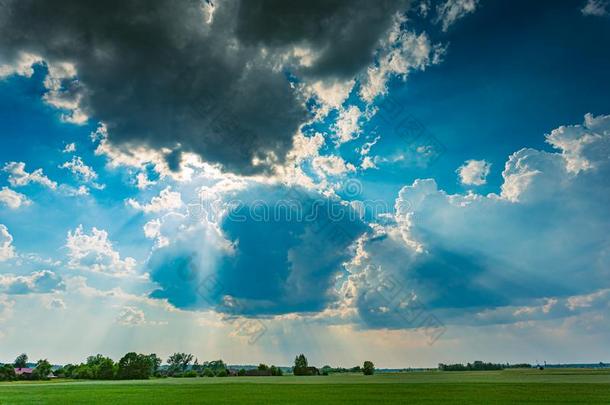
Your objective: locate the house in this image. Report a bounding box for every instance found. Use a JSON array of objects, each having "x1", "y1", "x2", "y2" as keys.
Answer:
[{"x1": 14, "y1": 368, "x2": 34, "y2": 377}]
